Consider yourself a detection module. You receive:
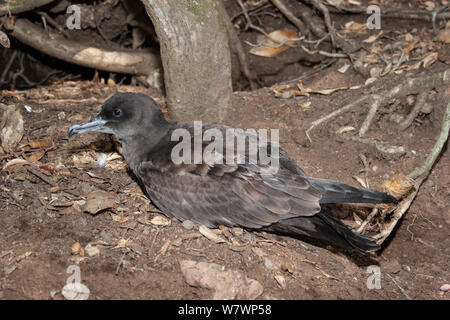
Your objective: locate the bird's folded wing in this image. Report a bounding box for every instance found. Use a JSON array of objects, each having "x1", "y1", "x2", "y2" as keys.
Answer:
[{"x1": 137, "y1": 154, "x2": 322, "y2": 229}]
